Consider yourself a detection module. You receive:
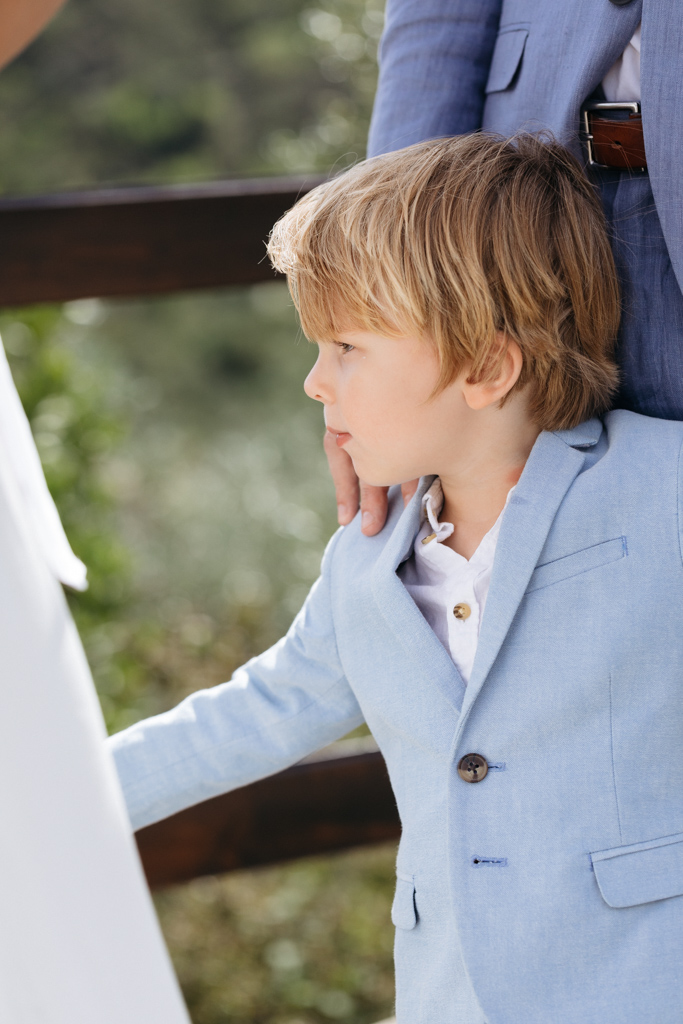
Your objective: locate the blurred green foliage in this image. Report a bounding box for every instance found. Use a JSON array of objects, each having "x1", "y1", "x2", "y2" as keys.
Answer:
[
  {"x1": 0, "y1": 1, "x2": 397, "y2": 1021},
  {"x1": 157, "y1": 847, "x2": 395, "y2": 1024},
  {"x1": 0, "y1": 0, "x2": 381, "y2": 191}
]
